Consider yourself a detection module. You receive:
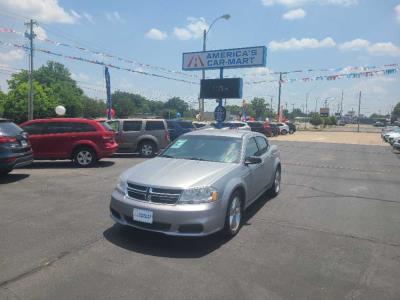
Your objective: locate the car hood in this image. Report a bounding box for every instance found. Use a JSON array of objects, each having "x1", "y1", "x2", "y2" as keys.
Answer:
[{"x1": 122, "y1": 157, "x2": 238, "y2": 189}]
